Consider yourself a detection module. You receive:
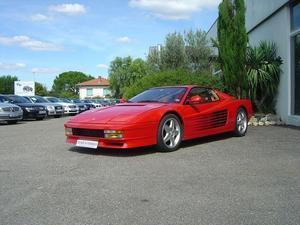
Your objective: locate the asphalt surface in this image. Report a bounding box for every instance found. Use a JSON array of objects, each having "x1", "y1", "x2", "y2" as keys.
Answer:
[{"x1": 0, "y1": 117, "x2": 299, "y2": 225}]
